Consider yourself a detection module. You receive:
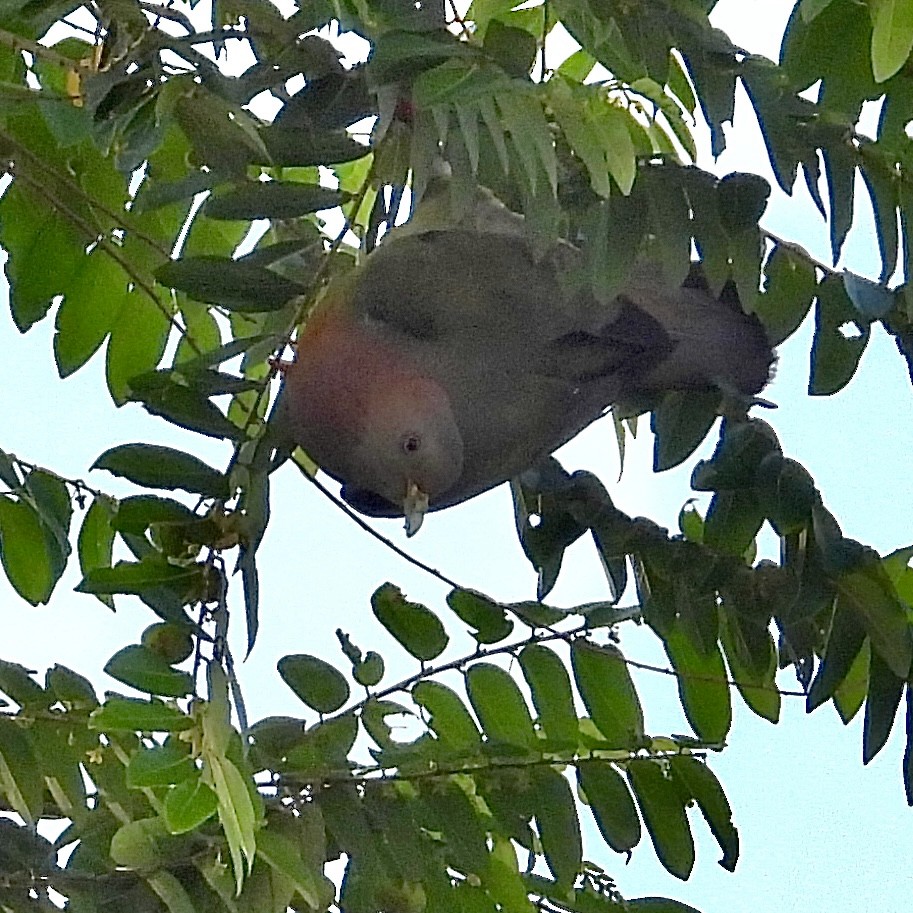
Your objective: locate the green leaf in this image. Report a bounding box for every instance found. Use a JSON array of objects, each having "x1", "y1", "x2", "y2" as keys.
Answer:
[
  {"x1": 278, "y1": 654, "x2": 350, "y2": 714},
  {"x1": 627, "y1": 759, "x2": 694, "y2": 880},
  {"x1": 465, "y1": 663, "x2": 536, "y2": 750},
  {"x1": 110, "y1": 818, "x2": 168, "y2": 869},
  {"x1": 155, "y1": 257, "x2": 305, "y2": 312},
  {"x1": 0, "y1": 496, "x2": 57, "y2": 605},
  {"x1": 0, "y1": 717, "x2": 43, "y2": 824},
  {"x1": 756, "y1": 243, "x2": 816, "y2": 345},
  {"x1": 533, "y1": 767, "x2": 581, "y2": 886},
  {"x1": 719, "y1": 610, "x2": 780, "y2": 723},
  {"x1": 703, "y1": 489, "x2": 765, "y2": 556},
  {"x1": 651, "y1": 391, "x2": 720, "y2": 472},
  {"x1": 446, "y1": 589, "x2": 514, "y2": 644},
  {"x1": 46, "y1": 664, "x2": 98, "y2": 708},
  {"x1": 93, "y1": 444, "x2": 230, "y2": 500},
  {"x1": 662, "y1": 621, "x2": 732, "y2": 743},
  {"x1": 577, "y1": 760, "x2": 641, "y2": 854},
  {"x1": 518, "y1": 644, "x2": 578, "y2": 749},
  {"x1": 571, "y1": 641, "x2": 644, "y2": 747},
  {"x1": 807, "y1": 602, "x2": 867, "y2": 711},
  {"x1": 809, "y1": 273, "x2": 870, "y2": 396},
  {"x1": 204, "y1": 182, "x2": 347, "y2": 220},
  {"x1": 483, "y1": 20, "x2": 537, "y2": 77},
  {"x1": 670, "y1": 756, "x2": 738, "y2": 872},
  {"x1": 418, "y1": 780, "x2": 489, "y2": 875},
  {"x1": 112, "y1": 495, "x2": 197, "y2": 535},
  {"x1": 412, "y1": 680, "x2": 482, "y2": 753},
  {"x1": 77, "y1": 495, "x2": 116, "y2": 609},
  {"x1": 104, "y1": 645, "x2": 193, "y2": 698},
  {"x1": 871, "y1": 0, "x2": 913, "y2": 81},
  {"x1": 257, "y1": 829, "x2": 322, "y2": 909},
  {"x1": 0, "y1": 660, "x2": 50, "y2": 709},
  {"x1": 838, "y1": 560, "x2": 913, "y2": 679},
  {"x1": 76, "y1": 558, "x2": 205, "y2": 611},
  {"x1": 128, "y1": 743, "x2": 197, "y2": 788},
  {"x1": 863, "y1": 650, "x2": 905, "y2": 763},
  {"x1": 90, "y1": 697, "x2": 194, "y2": 732},
  {"x1": 372, "y1": 583, "x2": 449, "y2": 661}
]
